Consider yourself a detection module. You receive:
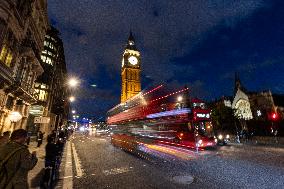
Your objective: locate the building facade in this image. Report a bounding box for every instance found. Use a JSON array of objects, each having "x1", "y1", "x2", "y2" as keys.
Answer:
[
  {"x1": 27, "y1": 27, "x2": 70, "y2": 135},
  {"x1": 212, "y1": 75, "x2": 284, "y2": 136},
  {"x1": 121, "y1": 32, "x2": 141, "y2": 103},
  {"x1": 0, "y1": 0, "x2": 49, "y2": 134}
]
